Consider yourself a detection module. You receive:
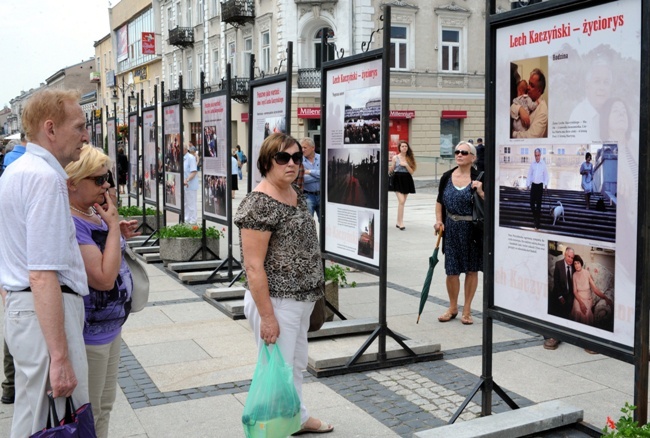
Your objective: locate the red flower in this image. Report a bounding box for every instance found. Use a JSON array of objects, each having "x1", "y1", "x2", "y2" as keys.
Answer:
[
  {"x1": 192, "y1": 225, "x2": 199, "y2": 231},
  {"x1": 607, "y1": 416, "x2": 616, "y2": 429}
]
